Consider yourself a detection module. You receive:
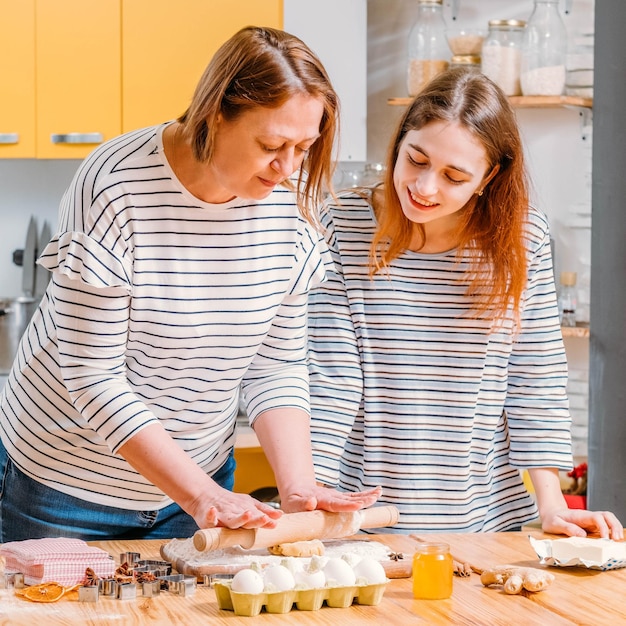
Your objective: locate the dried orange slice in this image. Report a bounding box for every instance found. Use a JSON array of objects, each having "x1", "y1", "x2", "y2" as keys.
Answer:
[{"x1": 18, "y1": 582, "x2": 66, "y2": 603}]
